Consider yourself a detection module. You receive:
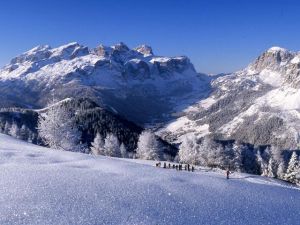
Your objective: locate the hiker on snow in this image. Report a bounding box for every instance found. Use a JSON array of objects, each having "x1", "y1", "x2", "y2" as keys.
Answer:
[{"x1": 226, "y1": 169, "x2": 230, "y2": 179}]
